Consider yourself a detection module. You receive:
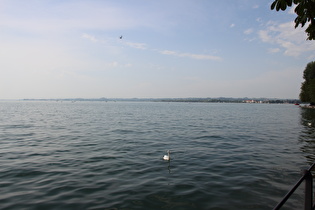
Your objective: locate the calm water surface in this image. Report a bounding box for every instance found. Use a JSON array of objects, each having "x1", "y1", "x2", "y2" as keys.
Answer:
[{"x1": 0, "y1": 101, "x2": 314, "y2": 209}]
